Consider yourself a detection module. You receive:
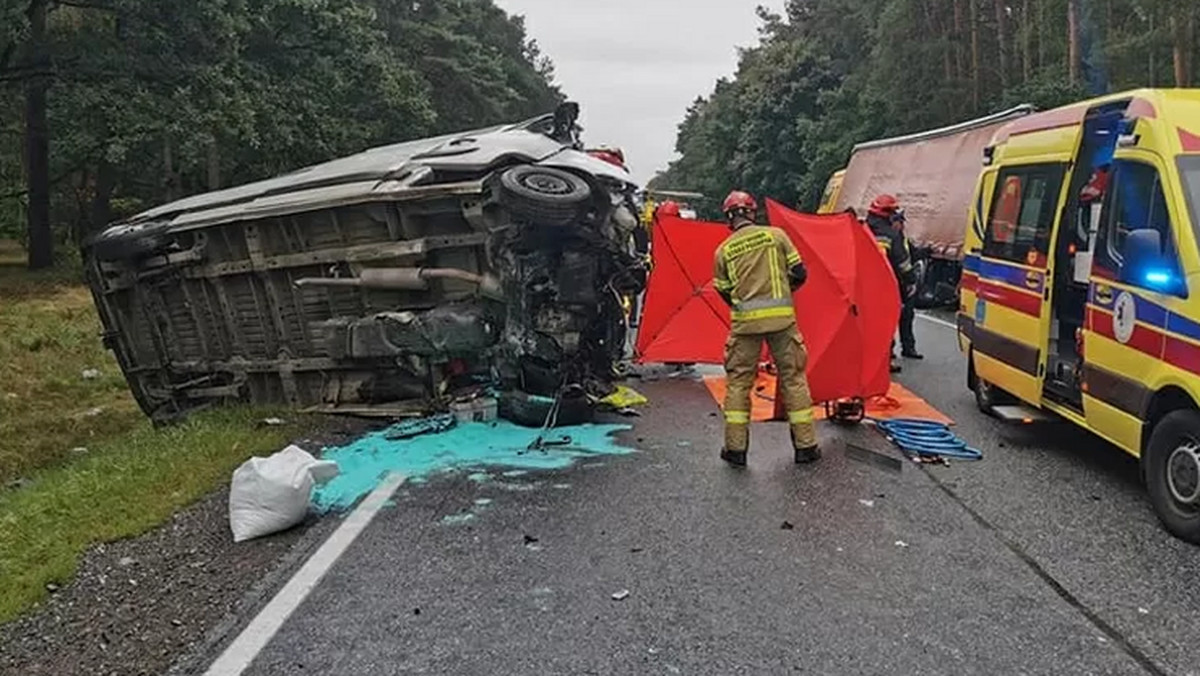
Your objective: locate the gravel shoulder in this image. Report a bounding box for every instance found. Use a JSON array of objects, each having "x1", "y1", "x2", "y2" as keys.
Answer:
[{"x1": 0, "y1": 422, "x2": 370, "y2": 676}]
